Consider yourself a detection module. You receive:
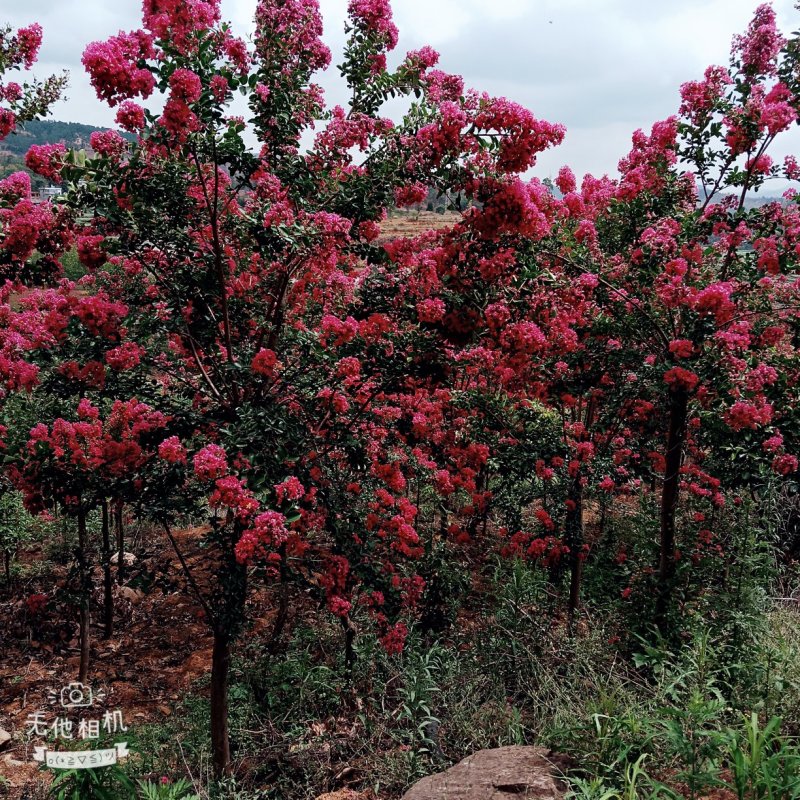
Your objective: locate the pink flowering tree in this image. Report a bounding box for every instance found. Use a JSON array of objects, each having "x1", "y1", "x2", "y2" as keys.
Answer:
[
  {"x1": 8, "y1": 2, "x2": 798, "y2": 781},
  {"x1": 10, "y1": 398, "x2": 167, "y2": 682},
  {"x1": 513, "y1": 4, "x2": 800, "y2": 628},
  {"x1": 0, "y1": 23, "x2": 75, "y2": 656},
  {"x1": 0, "y1": 24, "x2": 69, "y2": 283},
  {"x1": 0, "y1": 266, "x2": 166, "y2": 647},
  {"x1": 0, "y1": 23, "x2": 66, "y2": 140},
  {"x1": 48, "y1": 0, "x2": 568, "y2": 776}
]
